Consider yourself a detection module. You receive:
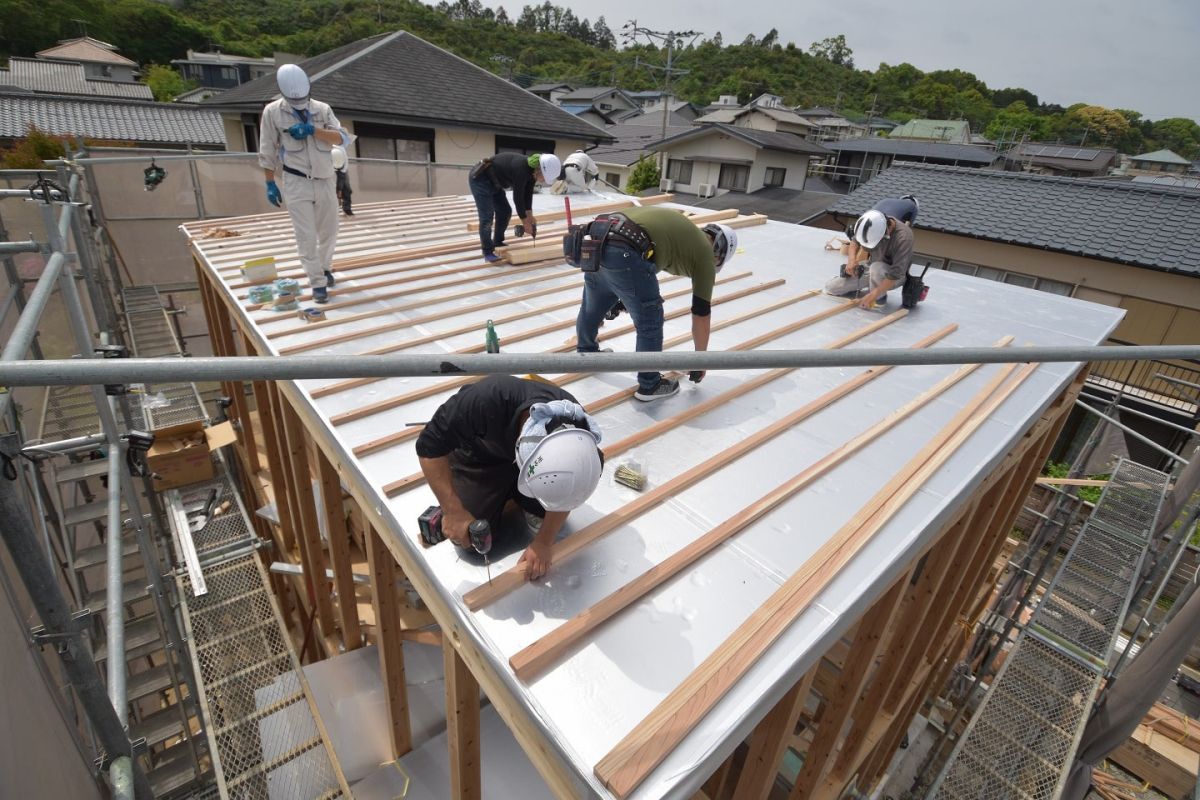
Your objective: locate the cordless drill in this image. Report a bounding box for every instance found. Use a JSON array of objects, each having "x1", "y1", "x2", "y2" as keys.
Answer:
[{"x1": 417, "y1": 507, "x2": 492, "y2": 556}]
